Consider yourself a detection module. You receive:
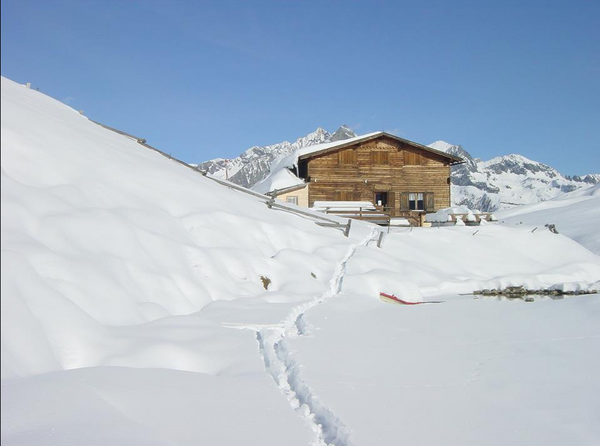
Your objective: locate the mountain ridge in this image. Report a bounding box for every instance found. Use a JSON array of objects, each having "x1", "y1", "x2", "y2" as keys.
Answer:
[
  {"x1": 196, "y1": 126, "x2": 356, "y2": 188},
  {"x1": 432, "y1": 140, "x2": 599, "y2": 211},
  {"x1": 198, "y1": 131, "x2": 599, "y2": 212}
]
